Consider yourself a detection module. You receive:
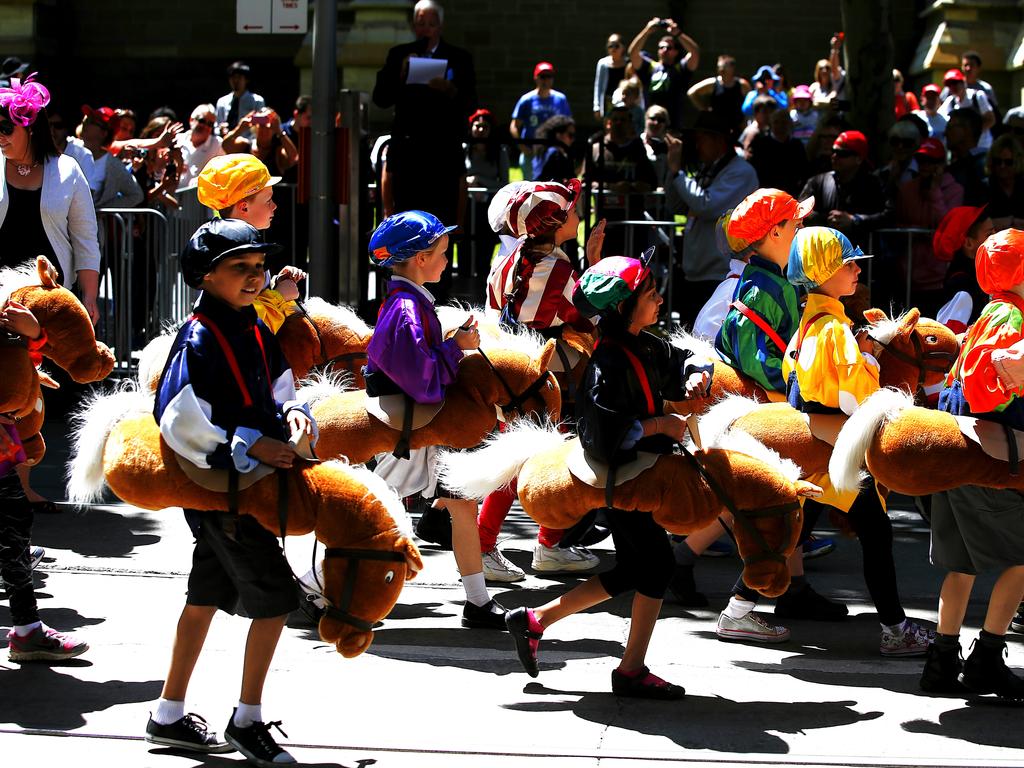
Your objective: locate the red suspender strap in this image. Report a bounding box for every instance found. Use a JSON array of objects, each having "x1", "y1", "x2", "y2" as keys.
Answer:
[
  {"x1": 602, "y1": 340, "x2": 656, "y2": 417},
  {"x1": 729, "y1": 299, "x2": 789, "y2": 354},
  {"x1": 794, "y1": 312, "x2": 831, "y2": 357},
  {"x1": 251, "y1": 325, "x2": 274, "y2": 391},
  {"x1": 191, "y1": 312, "x2": 272, "y2": 408}
]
